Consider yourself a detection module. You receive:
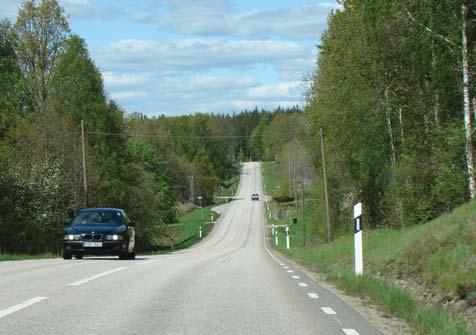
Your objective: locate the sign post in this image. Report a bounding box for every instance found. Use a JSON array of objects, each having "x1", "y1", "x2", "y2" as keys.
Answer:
[
  {"x1": 353, "y1": 203, "x2": 363, "y2": 276},
  {"x1": 286, "y1": 225, "x2": 290, "y2": 250}
]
